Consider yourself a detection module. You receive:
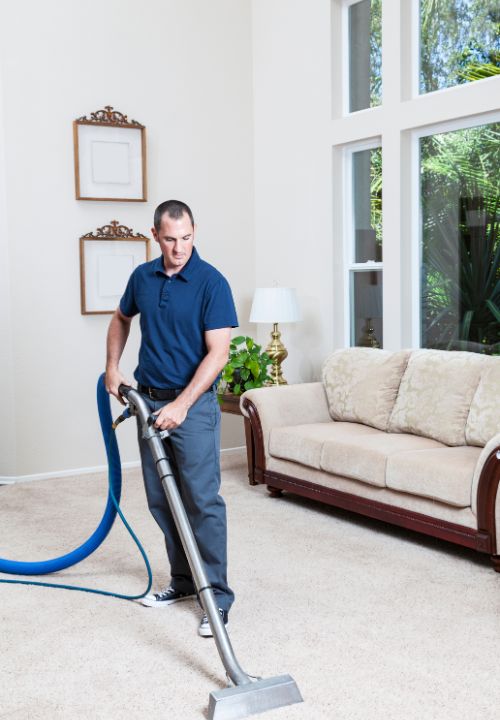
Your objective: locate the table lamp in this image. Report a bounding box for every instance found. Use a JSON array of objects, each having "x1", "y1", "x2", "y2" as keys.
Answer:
[
  {"x1": 249, "y1": 287, "x2": 301, "y2": 385},
  {"x1": 356, "y1": 283, "x2": 382, "y2": 348}
]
